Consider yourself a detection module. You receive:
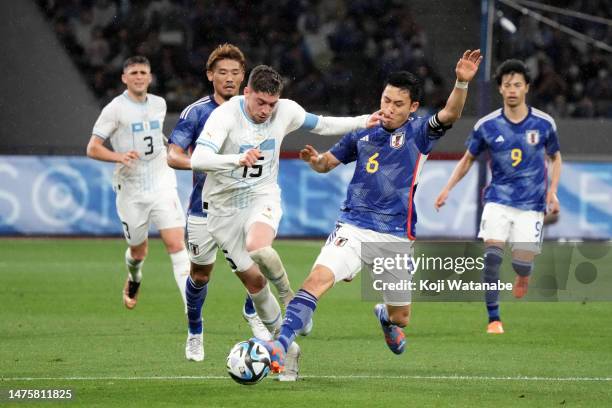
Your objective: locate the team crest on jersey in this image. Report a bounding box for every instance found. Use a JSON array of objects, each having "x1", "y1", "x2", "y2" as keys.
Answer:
[
  {"x1": 334, "y1": 237, "x2": 348, "y2": 247},
  {"x1": 390, "y1": 131, "x2": 405, "y2": 149},
  {"x1": 526, "y1": 130, "x2": 540, "y2": 145}
]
